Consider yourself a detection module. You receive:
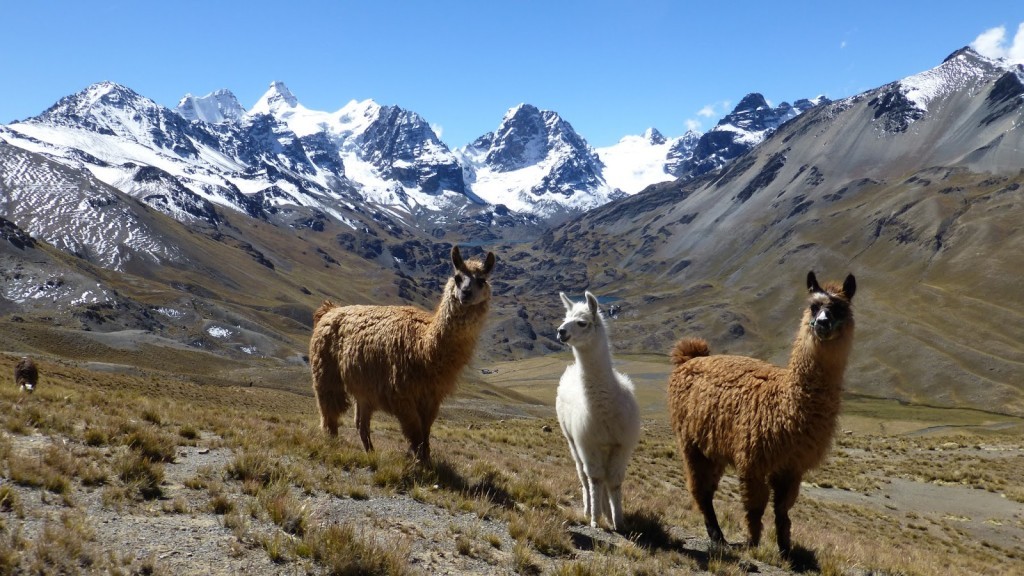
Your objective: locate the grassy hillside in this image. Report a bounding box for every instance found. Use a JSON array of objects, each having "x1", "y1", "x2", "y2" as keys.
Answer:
[{"x1": 1, "y1": 350, "x2": 1021, "y2": 575}]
